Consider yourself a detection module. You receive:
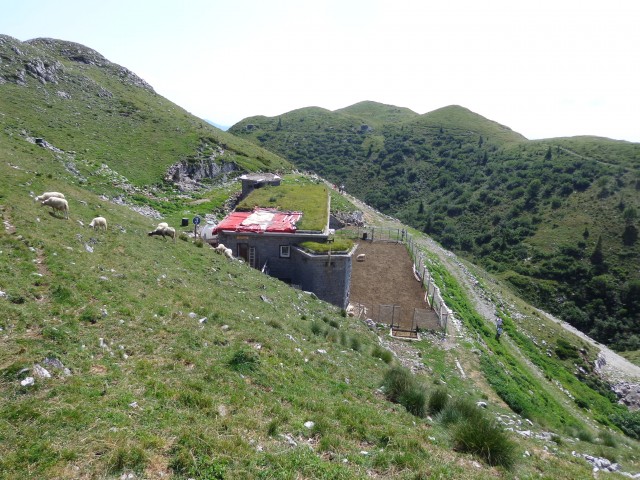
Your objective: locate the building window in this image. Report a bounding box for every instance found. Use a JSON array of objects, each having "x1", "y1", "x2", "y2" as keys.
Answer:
[{"x1": 280, "y1": 245, "x2": 290, "y2": 258}]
